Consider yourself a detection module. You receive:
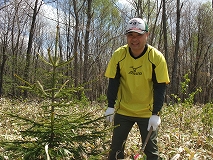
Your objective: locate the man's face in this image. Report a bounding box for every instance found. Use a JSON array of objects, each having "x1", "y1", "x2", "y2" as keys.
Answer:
[{"x1": 126, "y1": 32, "x2": 149, "y2": 53}]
